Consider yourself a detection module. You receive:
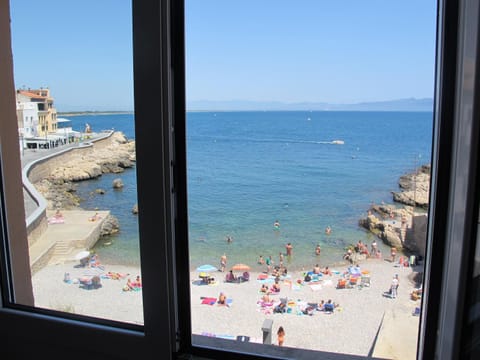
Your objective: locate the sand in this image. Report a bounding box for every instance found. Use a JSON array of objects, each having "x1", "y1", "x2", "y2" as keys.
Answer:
[{"x1": 31, "y1": 257, "x2": 421, "y2": 358}]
